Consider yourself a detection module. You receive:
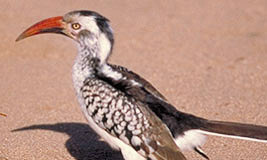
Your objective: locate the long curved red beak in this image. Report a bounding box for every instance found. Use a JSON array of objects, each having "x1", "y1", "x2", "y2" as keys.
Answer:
[{"x1": 16, "y1": 16, "x2": 65, "y2": 42}]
